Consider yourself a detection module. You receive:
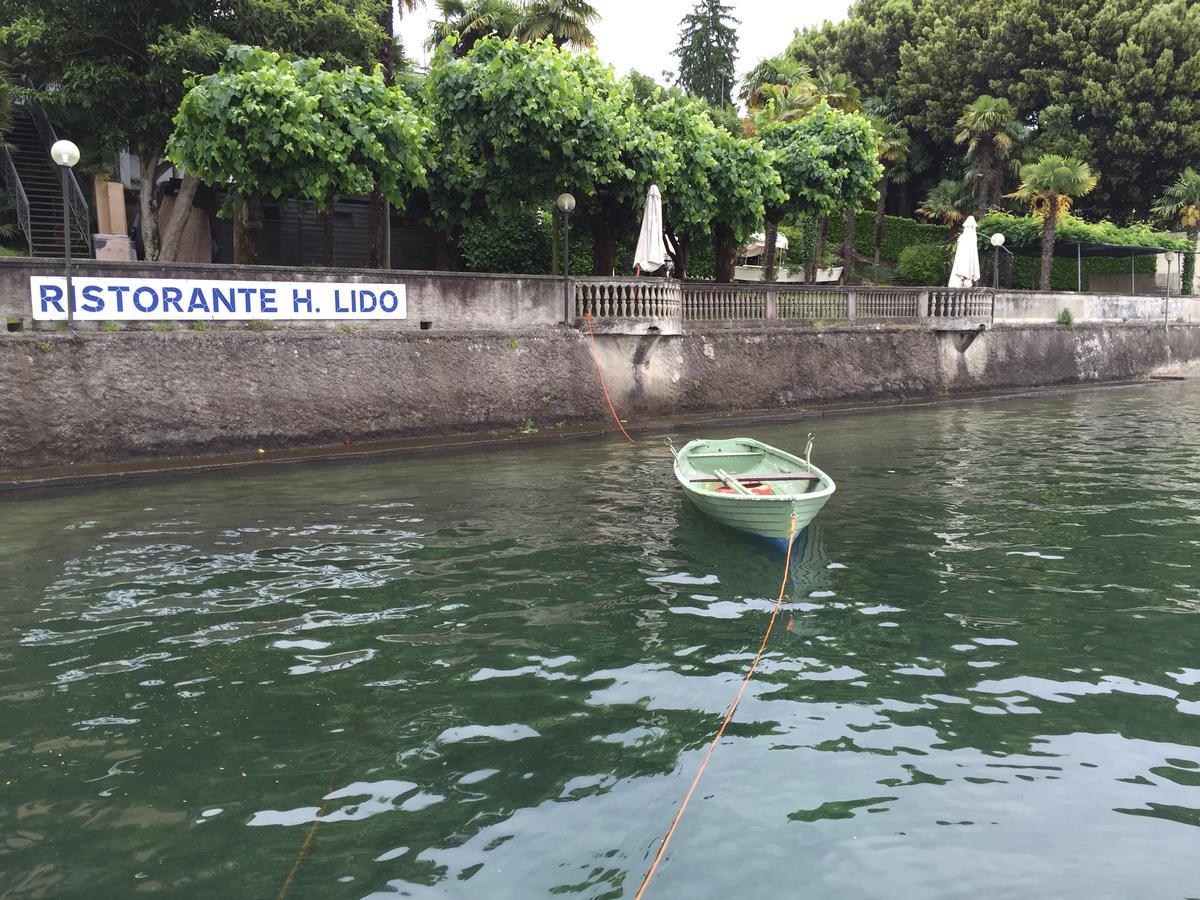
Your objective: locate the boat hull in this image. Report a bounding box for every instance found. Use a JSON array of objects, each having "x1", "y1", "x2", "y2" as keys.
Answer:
[{"x1": 673, "y1": 437, "x2": 836, "y2": 545}]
